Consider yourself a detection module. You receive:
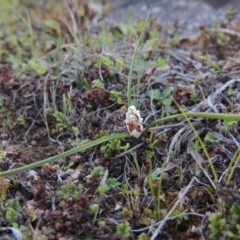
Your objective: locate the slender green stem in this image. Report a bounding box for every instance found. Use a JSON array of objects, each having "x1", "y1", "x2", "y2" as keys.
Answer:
[
  {"x1": 145, "y1": 112, "x2": 240, "y2": 132},
  {"x1": 0, "y1": 133, "x2": 130, "y2": 177},
  {"x1": 127, "y1": 8, "x2": 151, "y2": 106}
]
